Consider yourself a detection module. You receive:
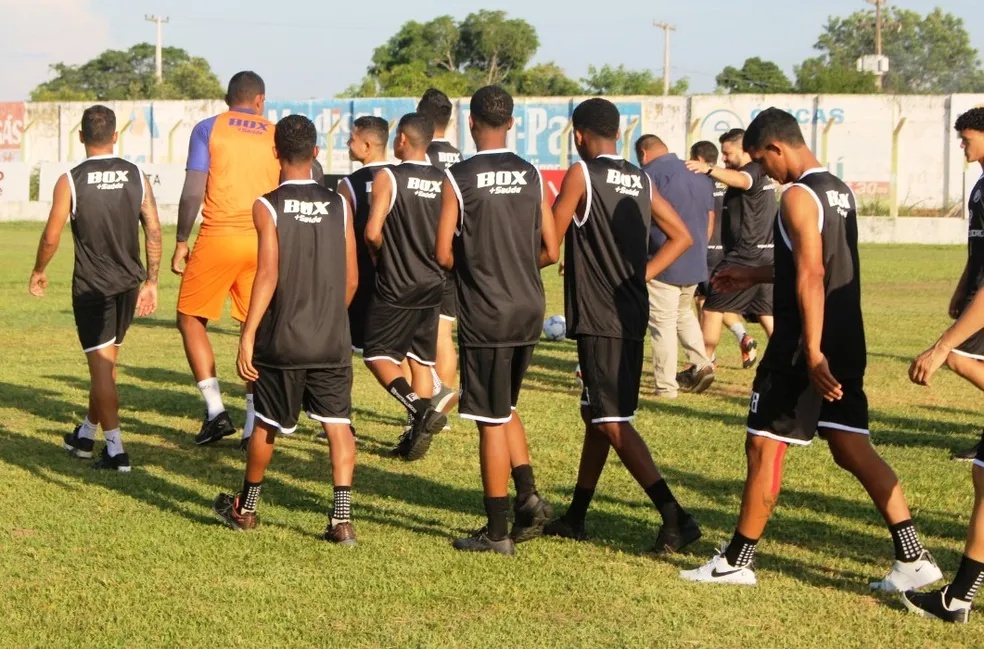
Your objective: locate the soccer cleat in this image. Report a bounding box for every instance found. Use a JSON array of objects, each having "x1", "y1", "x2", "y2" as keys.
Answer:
[
  {"x1": 740, "y1": 334, "x2": 758, "y2": 369},
  {"x1": 239, "y1": 436, "x2": 251, "y2": 453},
  {"x1": 194, "y1": 411, "x2": 236, "y2": 446},
  {"x1": 452, "y1": 530, "x2": 516, "y2": 555},
  {"x1": 678, "y1": 365, "x2": 715, "y2": 394},
  {"x1": 92, "y1": 447, "x2": 131, "y2": 473},
  {"x1": 574, "y1": 364, "x2": 583, "y2": 389},
  {"x1": 870, "y1": 550, "x2": 944, "y2": 593},
  {"x1": 901, "y1": 587, "x2": 971, "y2": 624},
  {"x1": 510, "y1": 492, "x2": 554, "y2": 544},
  {"x1": 651, "y1": 513, "x2": 702, "y2": 555},
  {"x1": 952, "y1": 440, "x2": 981, "y2": 462},
  {"x1": 394, "y1": 407, "x2": 446, "y2": 461},
  {"x1": 63, "y1": 425, "x2": 94, "y2": 459},
  {"x1": 433, "y1": 384, "x2": 457, "y2": 414},
  {"x1": 323, "y1": 521, "x2": 358, "y2": 547},
  {"x1": 679, "y1": 544, "x2": 757, "y2": 585},
  {"x1": 212, "y1": 493, "x2": 257, "y2": 531},
  {"x1": 543, "y1": 515, "x2": 587, "y2": 541}
]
